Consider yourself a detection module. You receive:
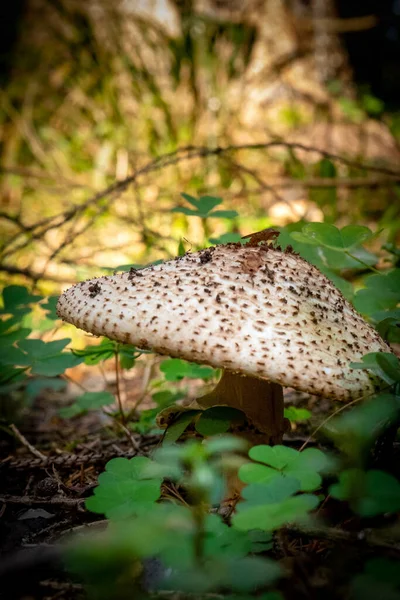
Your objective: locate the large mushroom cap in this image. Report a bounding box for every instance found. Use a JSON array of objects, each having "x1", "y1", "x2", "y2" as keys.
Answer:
[{"x1": 57, "y1": 244, "x2": 390, "y2": 401}]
